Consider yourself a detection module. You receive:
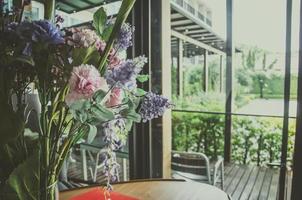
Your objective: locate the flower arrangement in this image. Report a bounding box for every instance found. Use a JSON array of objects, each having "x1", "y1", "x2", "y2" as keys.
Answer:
[{"x1": 0, "y1": 0, "x2": 171, "y2": 199}]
